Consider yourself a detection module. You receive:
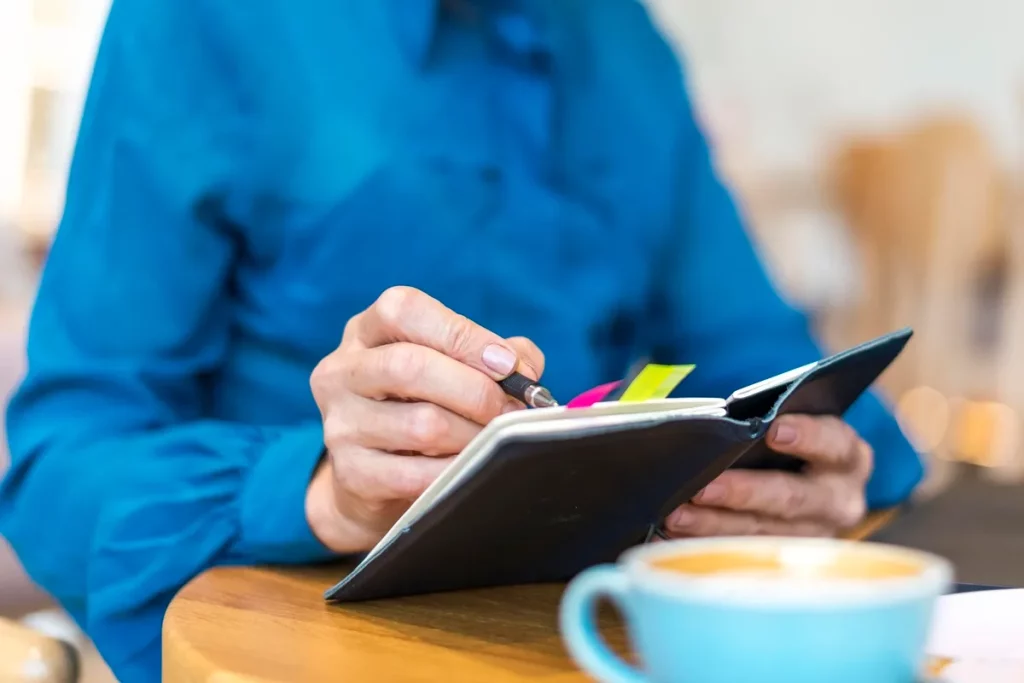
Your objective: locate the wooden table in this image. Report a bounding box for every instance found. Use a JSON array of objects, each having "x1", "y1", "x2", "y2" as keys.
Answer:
[{"x1": 163, "y1": 510, "x2": 899, "y2": 682}]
